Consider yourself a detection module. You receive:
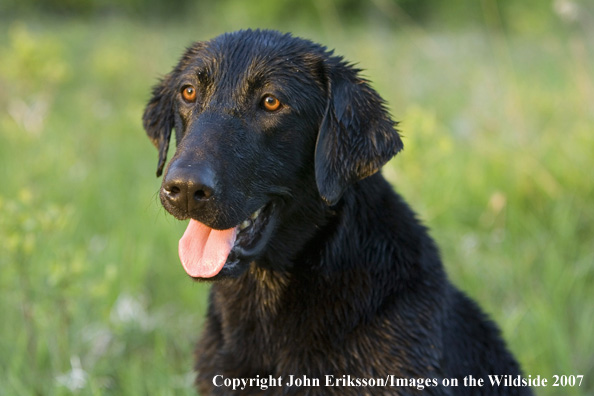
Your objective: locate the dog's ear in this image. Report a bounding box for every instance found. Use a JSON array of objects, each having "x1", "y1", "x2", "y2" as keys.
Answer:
[
  {"x1": 143, "y1": 75, "x2": 175, "y2": 177},
  {"x1": 315, "y1": 63, "x2": 403, "y2": 205}
]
